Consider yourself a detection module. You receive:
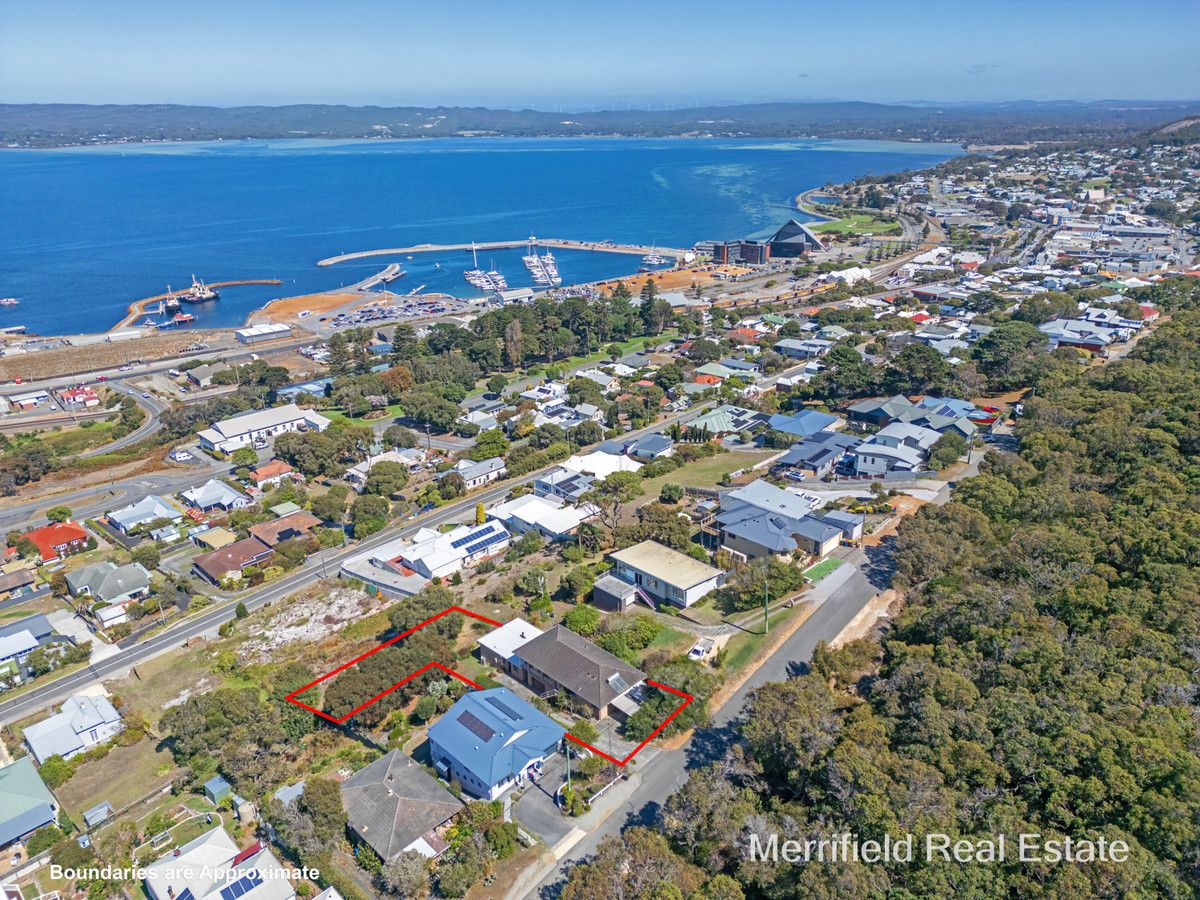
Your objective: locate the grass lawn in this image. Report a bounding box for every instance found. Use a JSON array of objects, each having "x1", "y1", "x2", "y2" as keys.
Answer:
[
  {"x1": 324, "y1": 403, "x2": 406, "y2": 429},
  {"x1": 5, "y1": 418, "x2": 120, "y2": 457},
  {"x1": 811, "y1": 213, "x2": 902, "y2": 236},
  {"x1": 107, "y1": 645, "x2": 221, "y2": 728},
  {"x1": 55, "y1": 739, "x2": 180, "y2": 818},
  {"x1": 722, "y1": 605, "x2": 801, "y2": 673},
  {"x1": 637, "y1": 450, "x2": 775, "y2": 505},
  {"x1": 804, "y1": 557, "x2": 844, "y2": 583}
]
